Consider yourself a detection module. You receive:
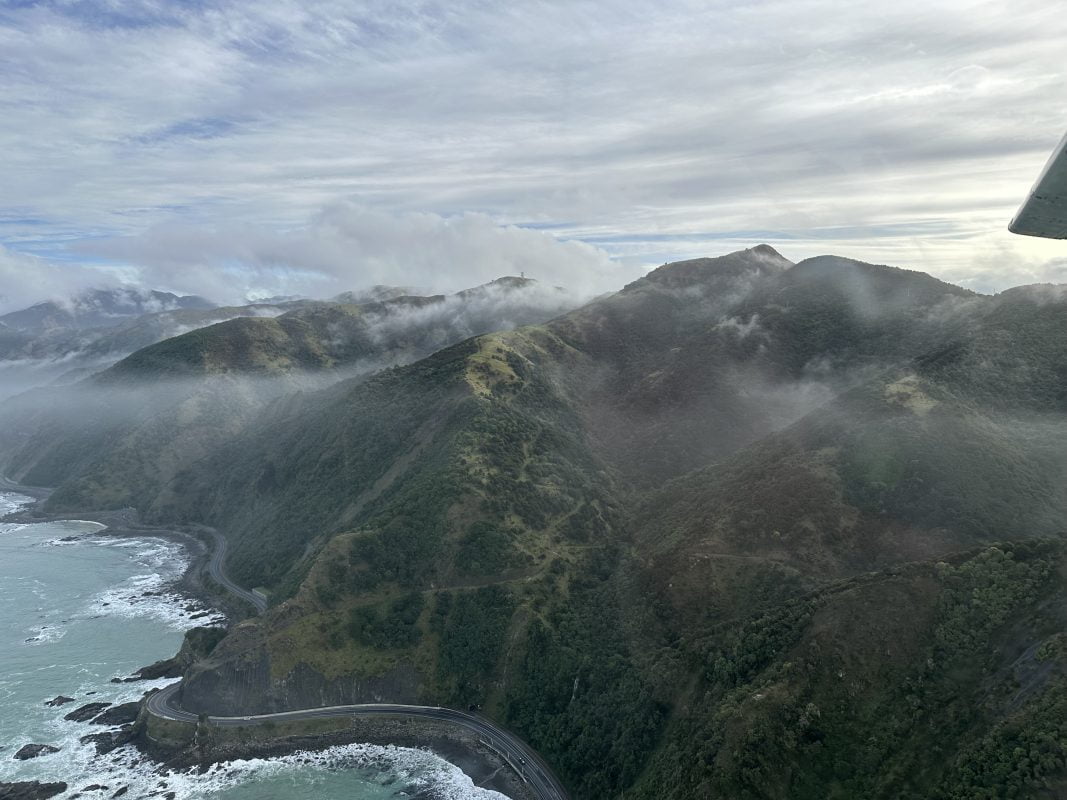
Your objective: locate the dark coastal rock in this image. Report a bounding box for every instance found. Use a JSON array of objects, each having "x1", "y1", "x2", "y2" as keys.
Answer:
[
  {"x1": 125, "y1": 659, "x2": 181, "y2": 681},
  {"x1": 80, "y1": 786, "x2": 108, "y2": 793},
  {"x1": 91, "y1": 702, "x2": 139, "y2": 726},
  {"x1": 0, "y1": 781, "x2": 68, "y2": 800},
  {"x1": 64, "y1": 702, "x2": 111, "y2": 722},
  {"x1": 124, "y1": 626, "x2": 226, "y2": 682},
  {"x1": 12, "y1": 744, "x2": 59, "y2": 760},
  {"x1": 80, "y1": 724, "x2": 136, "y2": 755},
  {"x1": 111, "y1": 788, "x2": 128, "y2": 798},
  {"x1": 44, "y1": 696, "x2": 74, "y2": 707}
]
